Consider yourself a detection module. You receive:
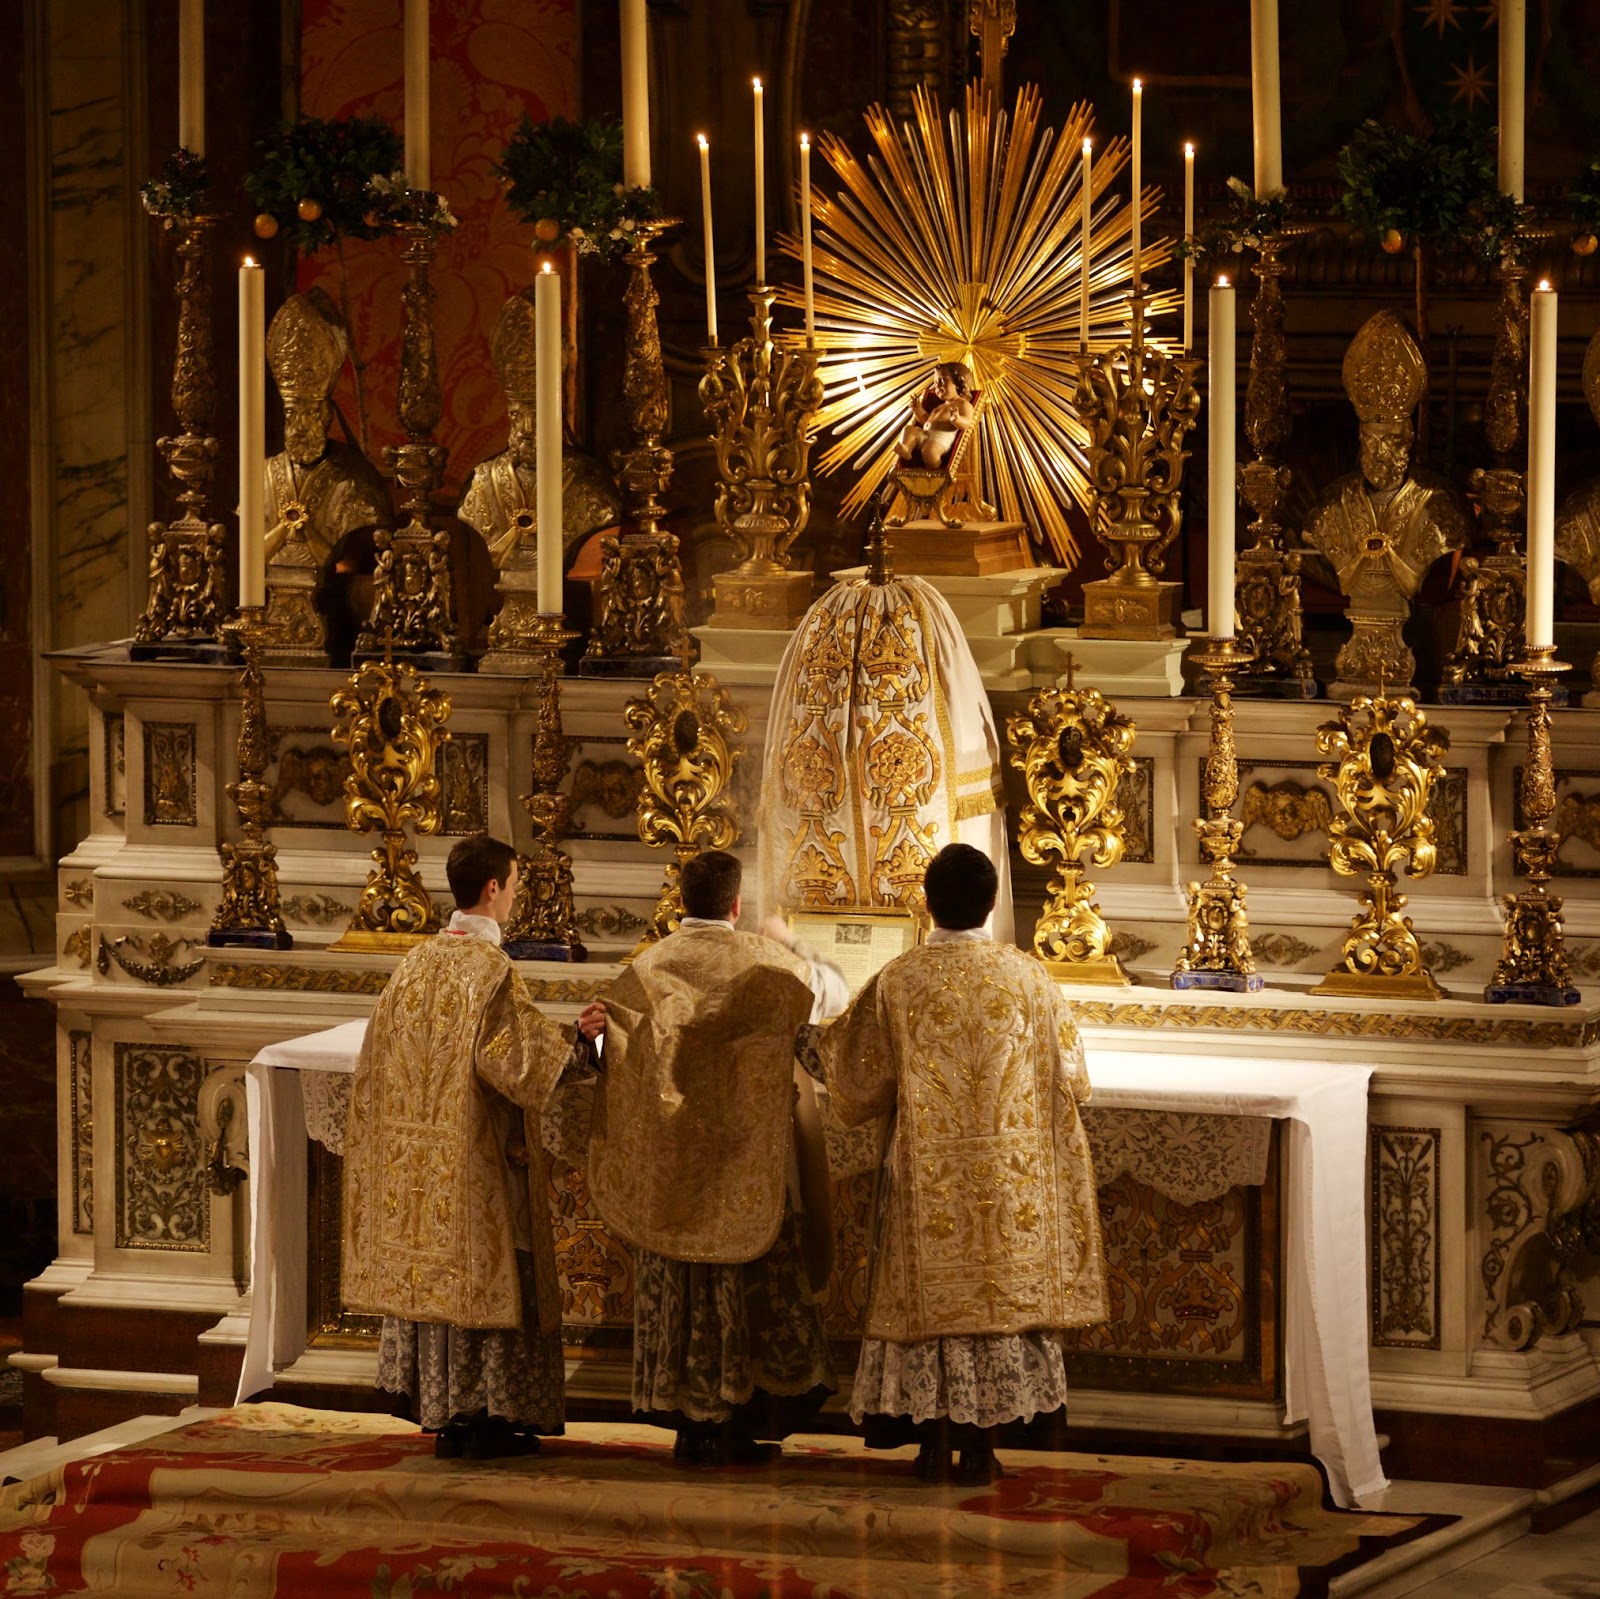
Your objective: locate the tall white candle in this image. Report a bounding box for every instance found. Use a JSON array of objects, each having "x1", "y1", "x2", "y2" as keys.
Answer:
[
  {"x1": 620, "y1": 0, "x2": 651, "y2": 190},
  {"x1": 1527, "y1": 280, "x2": 1557, "y2": 650},
  {"x1": 1079, "y1": 138, "x2": 1092, "y2": 348},
  {"x1": 1131, "y1": 78, "x2": 1143, "y2": 291},
  {"x1": 1499, "y1": 0, "x2": 1526, "y2": 202},
  {"x1": 698, "y1": 135, "x2": 718, "y2": 345},
  {"x1": 800, "y1": 133, "x2": 815, "y2": 341},
  {"x1": 1183, "y1": 142, "x2": 1196, "y2": 352},
  {"x1": 238, "y1": 259, "x2": 265, "y2": 610},
  {"x1": 1250, "y1": 0, "x2": 1283, "y2": 194},
  {"x1": 753, "y1": 77, "x2": 766, "y2": 283},
  {"x1": 178, "y1": 0, "x2": 205, "y2": 157},
  {"x1": 404, "y1": 0, "x2": 430, "y2": 190},
  {"x1": 536, "y1": 264, "x2": 564, "y2": 614},
  {"x1": 1208, "y1": 277, "x2": 1237, "y2": 640}
]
